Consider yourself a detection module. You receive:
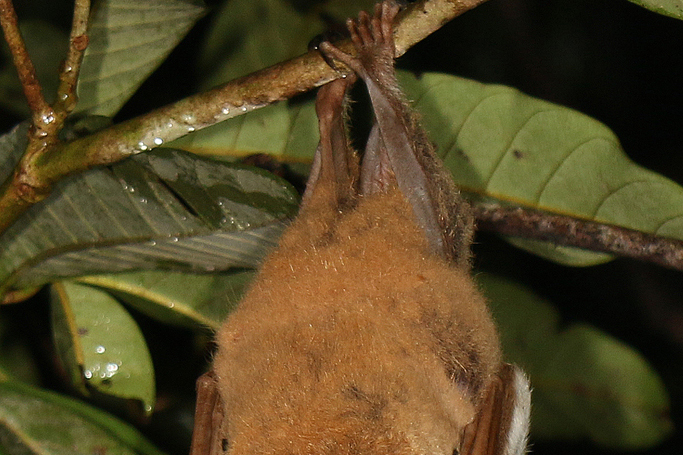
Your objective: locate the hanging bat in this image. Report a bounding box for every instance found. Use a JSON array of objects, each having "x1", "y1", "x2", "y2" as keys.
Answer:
[{"x1": 190, "y1": 2, "x2": 531, "y2": 454}]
